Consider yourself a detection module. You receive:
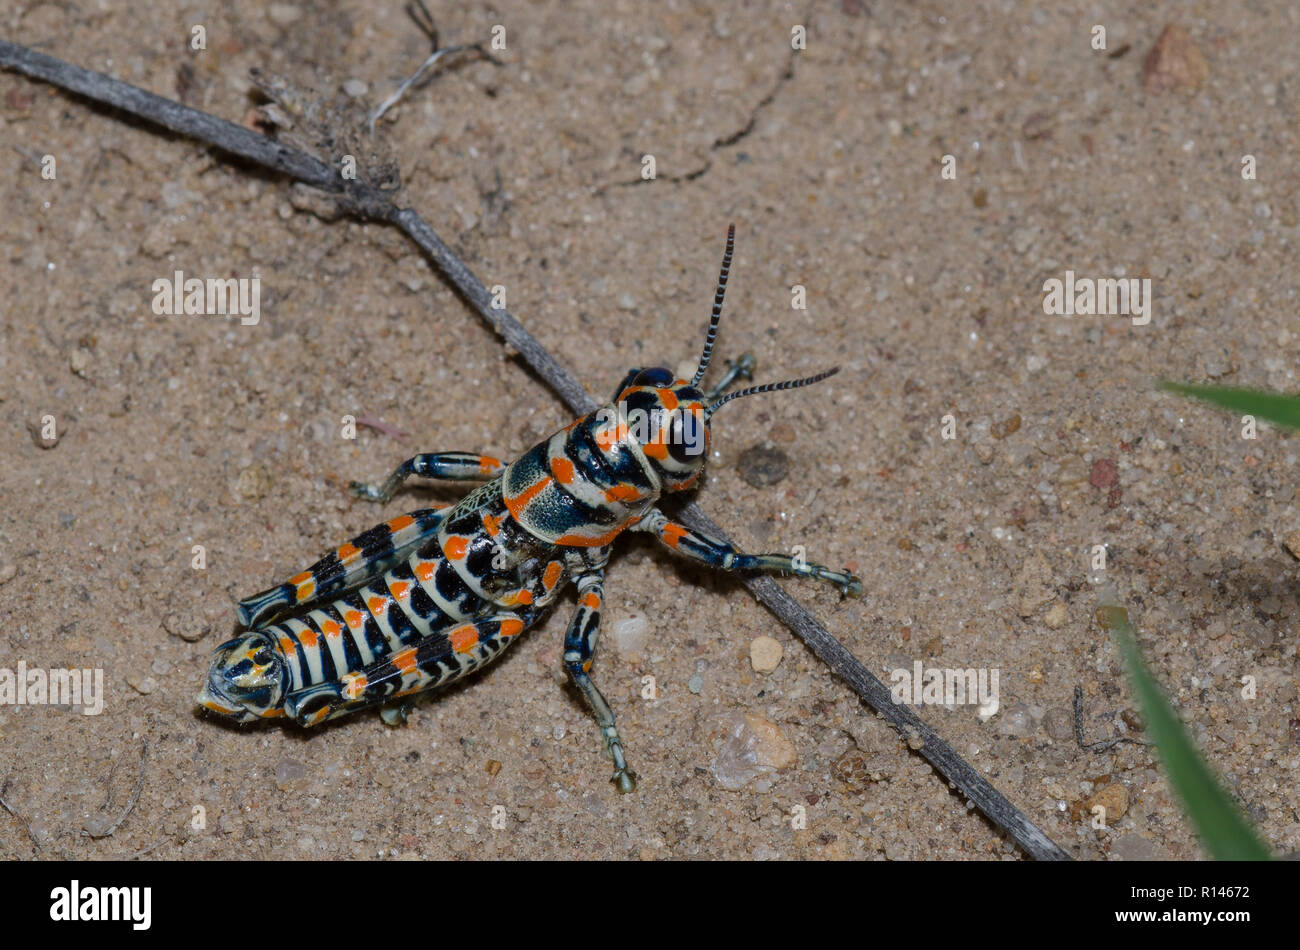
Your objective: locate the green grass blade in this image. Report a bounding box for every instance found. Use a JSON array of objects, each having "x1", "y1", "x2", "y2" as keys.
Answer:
[
  {"x1": 1158, "y1": 381, "x2": 1300, "y2": 430},
  {"x1": 1096, "y1": 599, "x2": 1271, "y2": 860}
]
